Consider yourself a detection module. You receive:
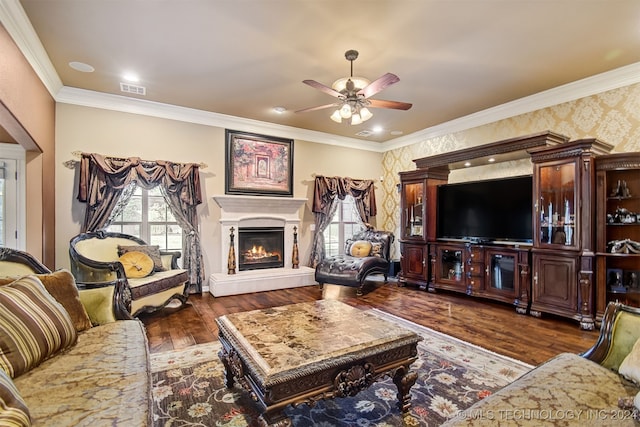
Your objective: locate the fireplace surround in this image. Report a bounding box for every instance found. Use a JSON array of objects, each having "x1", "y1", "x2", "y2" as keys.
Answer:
[{"x1": 209, "y1": 195, "x2": 316, "y2": 296}]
